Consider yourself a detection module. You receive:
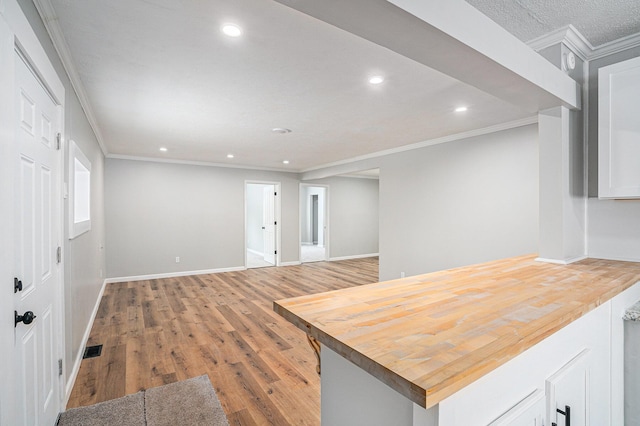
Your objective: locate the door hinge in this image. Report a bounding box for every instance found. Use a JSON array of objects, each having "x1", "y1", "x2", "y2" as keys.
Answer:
[
  {"x1": 56, "y1": 133, "x2": 61, "y2": 150},
  {"x1": 56, "y1": 246, "x2": 62, "y2": 264},
  {"x1": 275, "y1": 250, "x2": 277, "y2": 255},
  {"x1": 274, "y1": 221, "x2": 277, "y2": 226},
  {"x1": 274, "y1": 192, "x2": 277, "y2": 196},
  {"x1": 58, "y1": 359, "x2": 63, "y2": 376}
]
